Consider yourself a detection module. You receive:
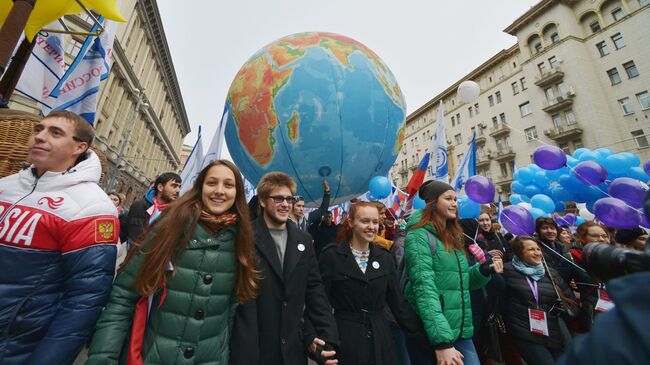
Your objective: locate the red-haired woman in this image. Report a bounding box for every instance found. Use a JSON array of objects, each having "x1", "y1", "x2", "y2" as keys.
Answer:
[
  {"x1": 86, "y1": 160, "x2": 258, "y2": 365},
  {"x1": 312, "y1": 202, "x2": 430, "y2": 365}
]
